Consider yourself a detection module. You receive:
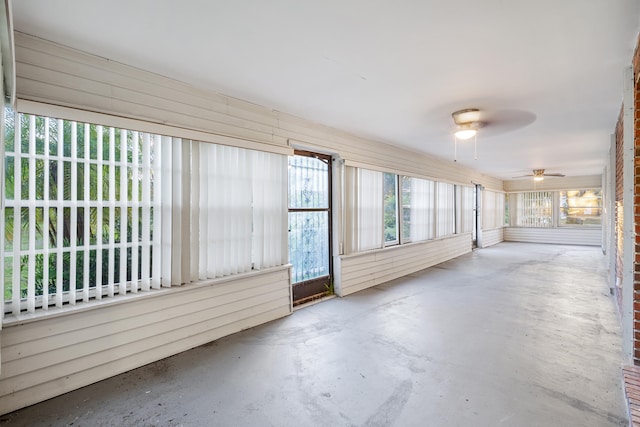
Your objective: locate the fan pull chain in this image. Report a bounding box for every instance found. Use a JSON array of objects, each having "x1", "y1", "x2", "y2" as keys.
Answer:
[{"x1": 454, "y1": 135, "x2": 457, "y2": 162}]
